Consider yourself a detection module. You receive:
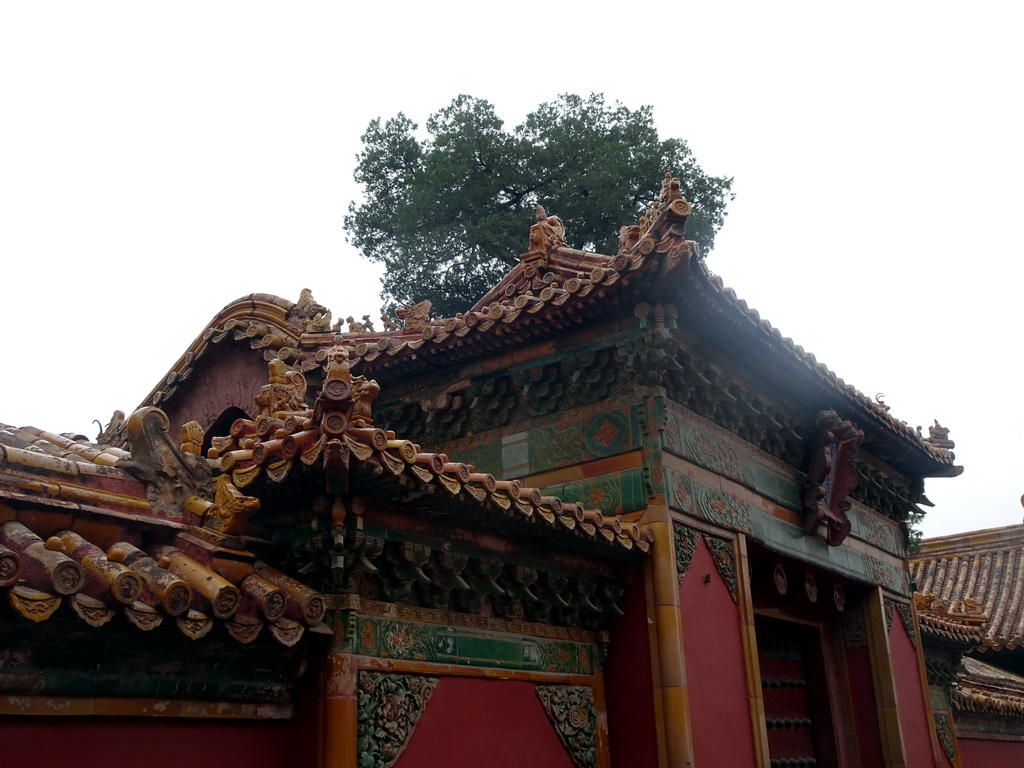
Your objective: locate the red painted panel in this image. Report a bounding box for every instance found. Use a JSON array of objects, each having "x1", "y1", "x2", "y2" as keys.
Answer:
[
  {"x1": 605, "y1": 570, "x2": 659, "y2": 768},
  {"x1": 845, "y1": 645, "x2": 885, "y2": 767},
  {"x1": 0, "y1": 716, "x2": 315, "y2": 768},
  {"x1": 959, "y1": 737, "x2": 1024, "y2": 767},
  {"x1": 679, "y1": 537, "x2": 757, "y2": 767},
  {"x1": 397, "y1": 677, "x2": 576, "y2": 768},
  {"x1": 161, "y1": 344, "x2": 267, "y2": 434},
  {"x1": 889, "y1": 615, "x2": 935, "y2": 767}
]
